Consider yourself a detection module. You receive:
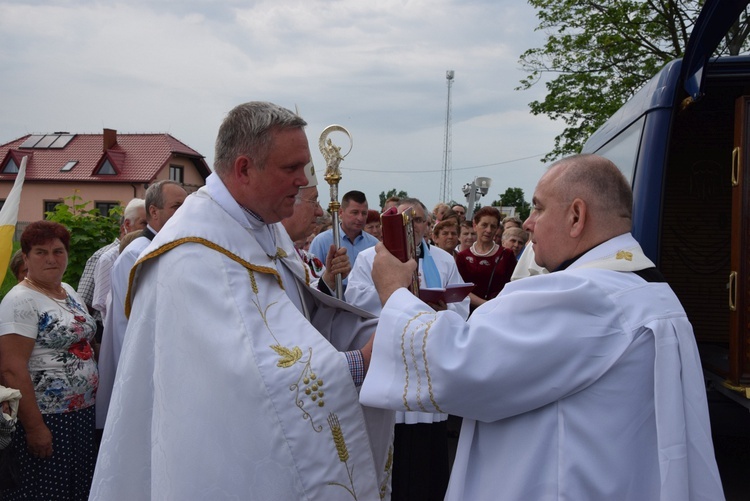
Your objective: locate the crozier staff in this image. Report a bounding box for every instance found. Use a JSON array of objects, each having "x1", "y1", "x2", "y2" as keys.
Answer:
[{"x1": 318, "y1": 125, "x2": 352, "y2": 299}]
